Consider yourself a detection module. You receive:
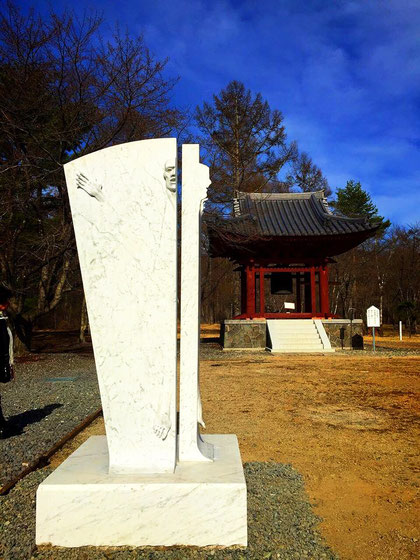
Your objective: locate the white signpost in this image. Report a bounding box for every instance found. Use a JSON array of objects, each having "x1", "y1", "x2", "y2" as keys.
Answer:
[{"x1": 367, "y1": 305, "x2": 381, "y2": 351}]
